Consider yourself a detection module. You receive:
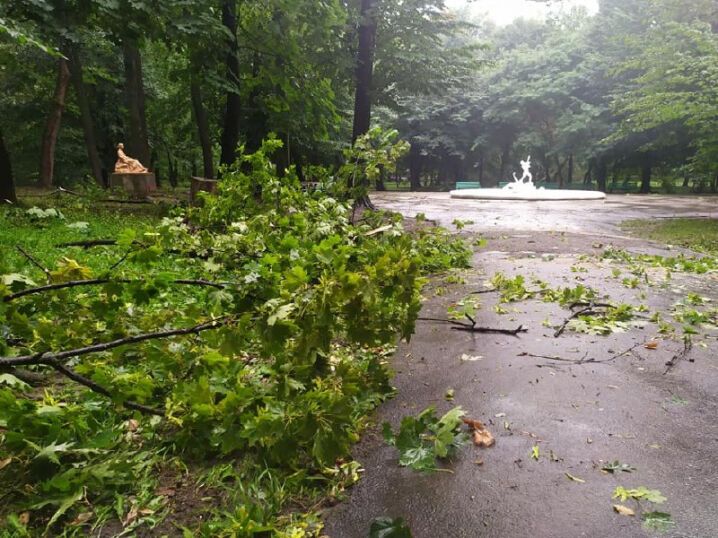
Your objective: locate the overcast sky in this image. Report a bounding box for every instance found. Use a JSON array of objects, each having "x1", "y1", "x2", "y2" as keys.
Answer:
[{"x1": 445, "y1": 0, "x2": 598, "y2": 26}]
